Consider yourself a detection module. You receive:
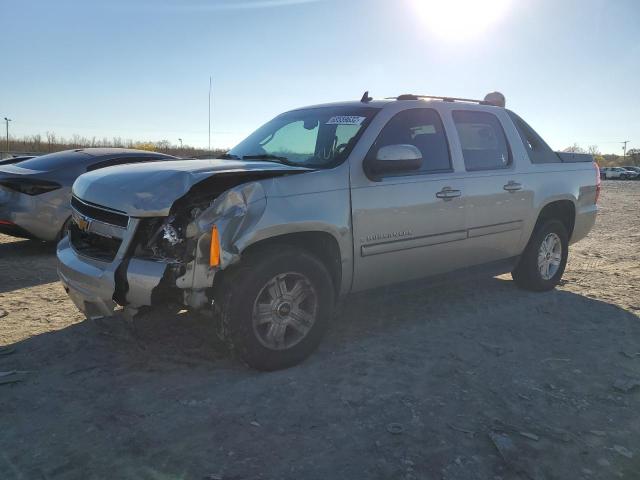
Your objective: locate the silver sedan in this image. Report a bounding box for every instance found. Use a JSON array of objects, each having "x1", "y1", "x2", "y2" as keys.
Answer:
[{"x1": 0, "y1": 148, "x2": 176, "y2": 241}]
